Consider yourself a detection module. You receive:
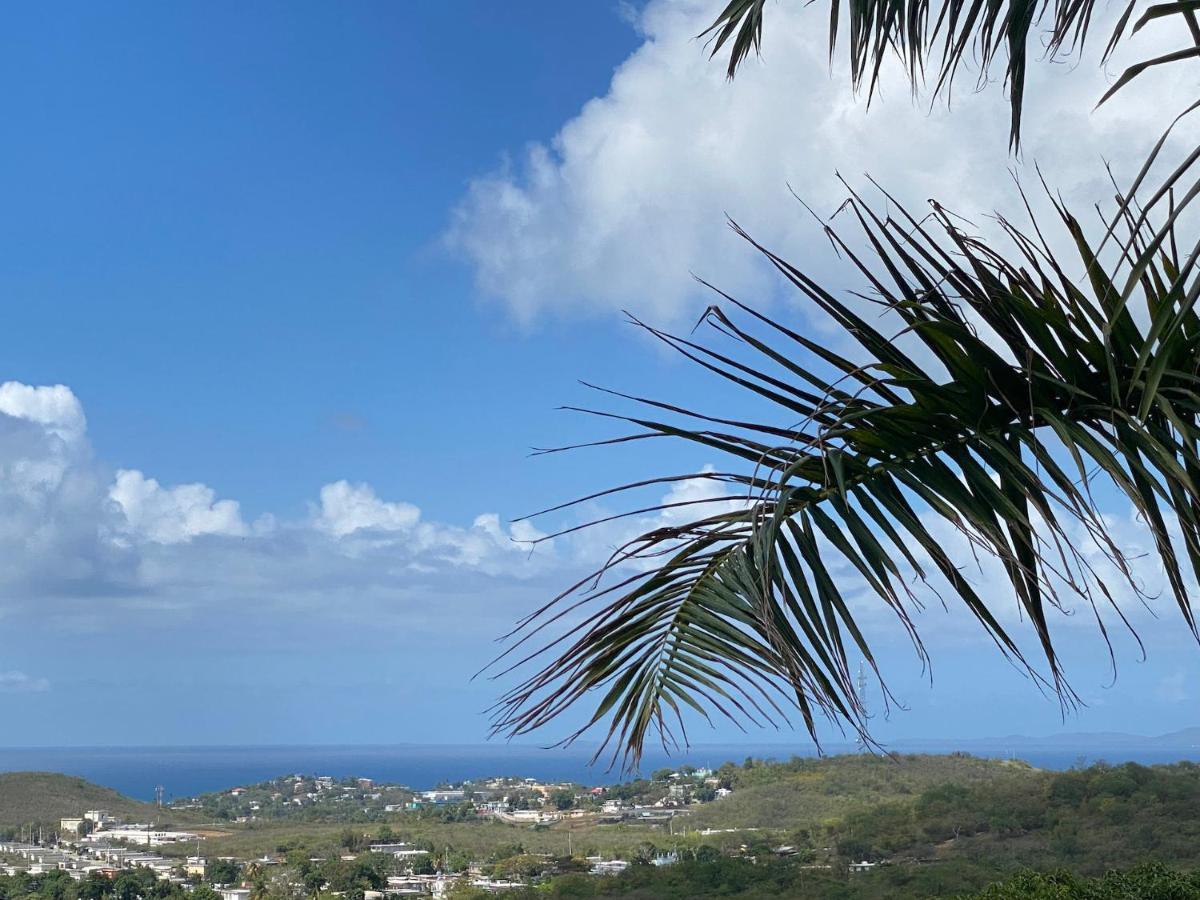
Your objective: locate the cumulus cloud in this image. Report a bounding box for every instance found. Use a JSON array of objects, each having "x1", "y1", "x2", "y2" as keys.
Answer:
[
  {"x1": 0, "y1": 382, "x2": 86, "y2": 441},
  {"x1": 316, "y1": 480, "x2": 421, "y2": 537},
  {"x1": 0, "y1": 382, "x2": 559, "y2": 627},
  {"x1": 0, "y1": 671, "x2": 50, "y2": 693},
  {"x1": 0, "y1": 381, "x2": 132, "y2": 594},
  {"x1": 0, "y1": 379, "x2": 1182, "y2": 740},
  {"x1": 448, "y1": 0, "x2": 1198, "y2": 323},
  {"x1": 110, "y1": 469, "x2": 248, "y2": 544}
]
